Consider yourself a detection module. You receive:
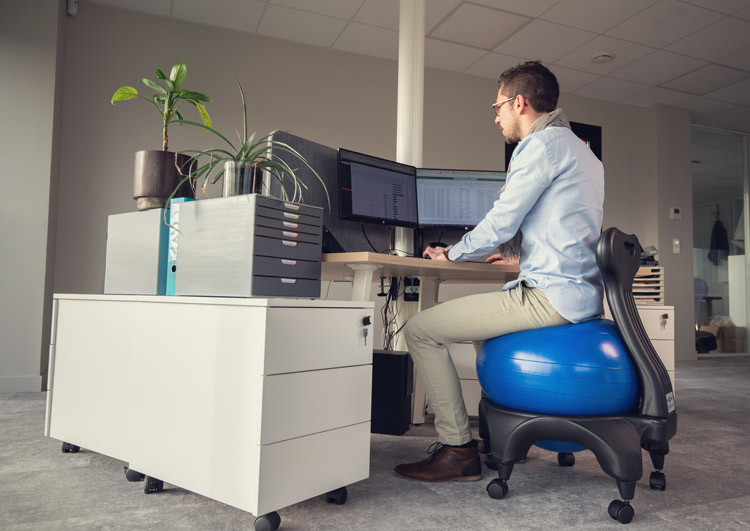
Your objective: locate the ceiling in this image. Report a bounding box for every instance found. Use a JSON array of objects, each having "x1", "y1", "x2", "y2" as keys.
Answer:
[{"x1": 89, "y1": 0, "x2": 750, "y2": 133}]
